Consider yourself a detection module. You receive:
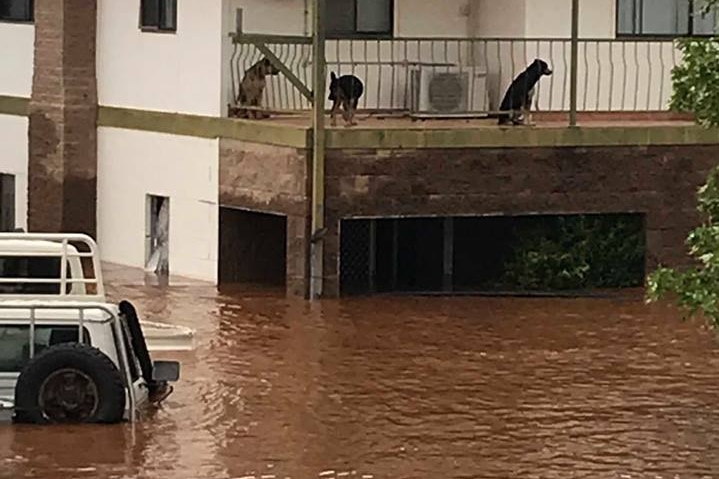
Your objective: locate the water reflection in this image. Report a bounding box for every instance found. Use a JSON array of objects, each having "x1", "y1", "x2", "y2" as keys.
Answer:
[{"x1": 1, "y1": 266, "x2": 719, "y2": 478}]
